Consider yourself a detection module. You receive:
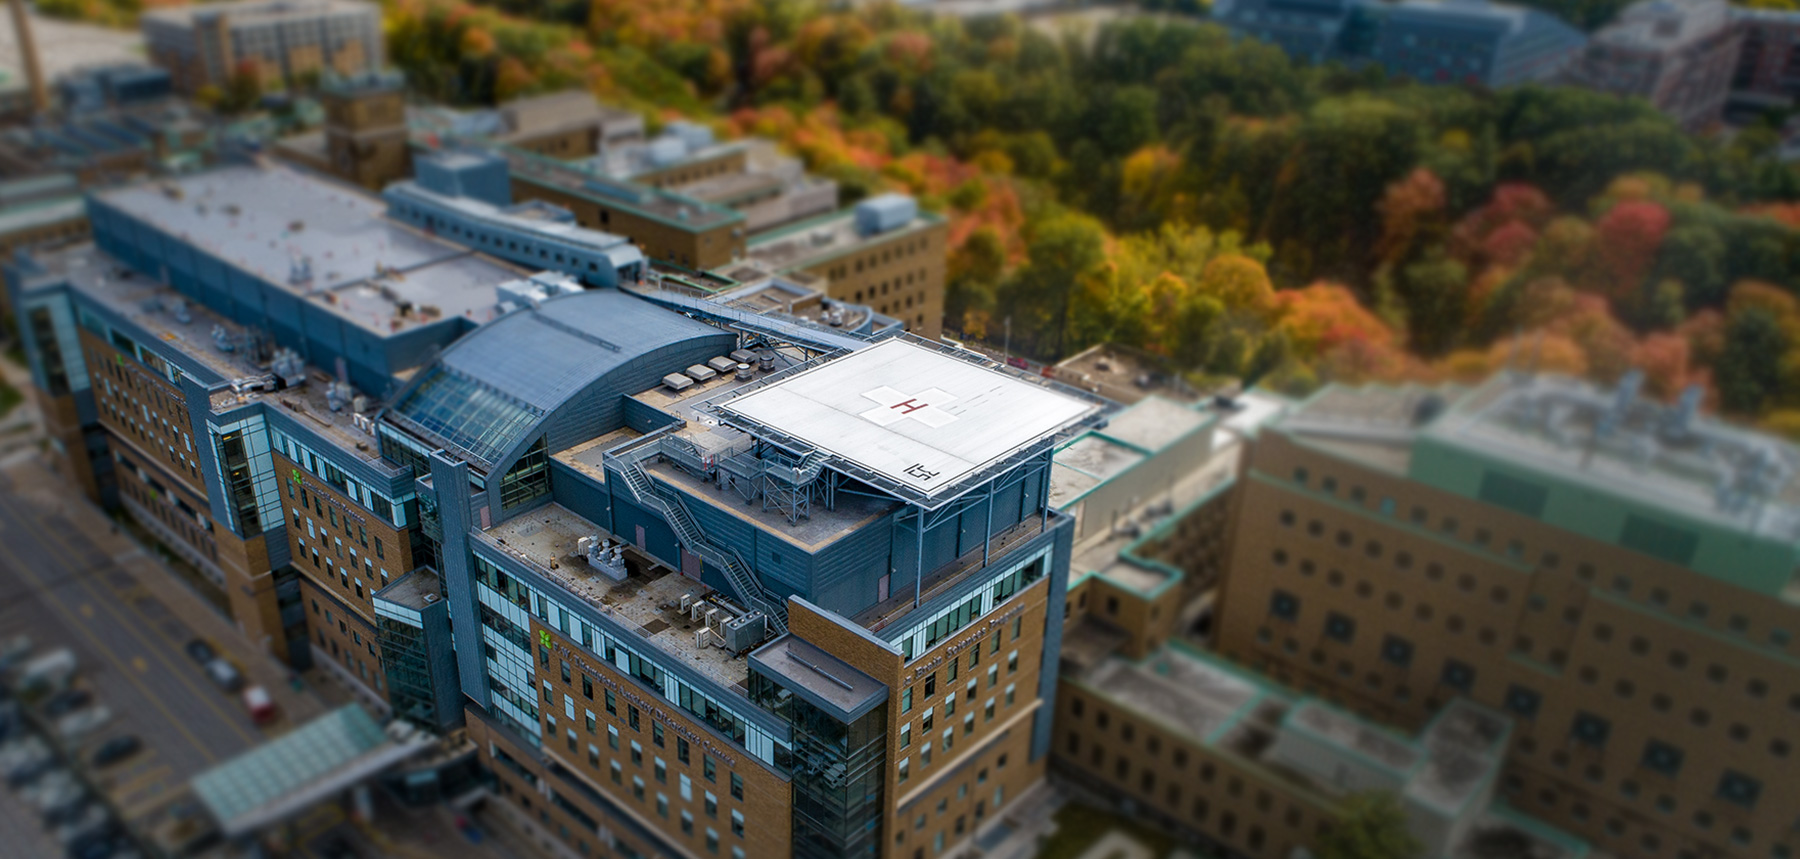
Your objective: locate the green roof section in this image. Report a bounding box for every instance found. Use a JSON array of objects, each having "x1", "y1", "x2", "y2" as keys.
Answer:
[
  {"x1": 191, "y1": 704, "x2": 434, "y2": 837},
  {"x1": 1271, "y1": 372, "x2": 1800, "y2": 600},
  {"x1": 1412, "y1": 374, "x2": 1800, "y2": 598}
]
